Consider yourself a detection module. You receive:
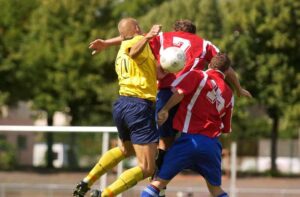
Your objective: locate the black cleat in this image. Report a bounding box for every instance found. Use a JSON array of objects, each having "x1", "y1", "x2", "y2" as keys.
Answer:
[
  {"x1": 90, "y1": 189, "x2": 101, "y2": 197},
  {"x1": 73, "y1": 181, "x2": 90, "y2": 197}
]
